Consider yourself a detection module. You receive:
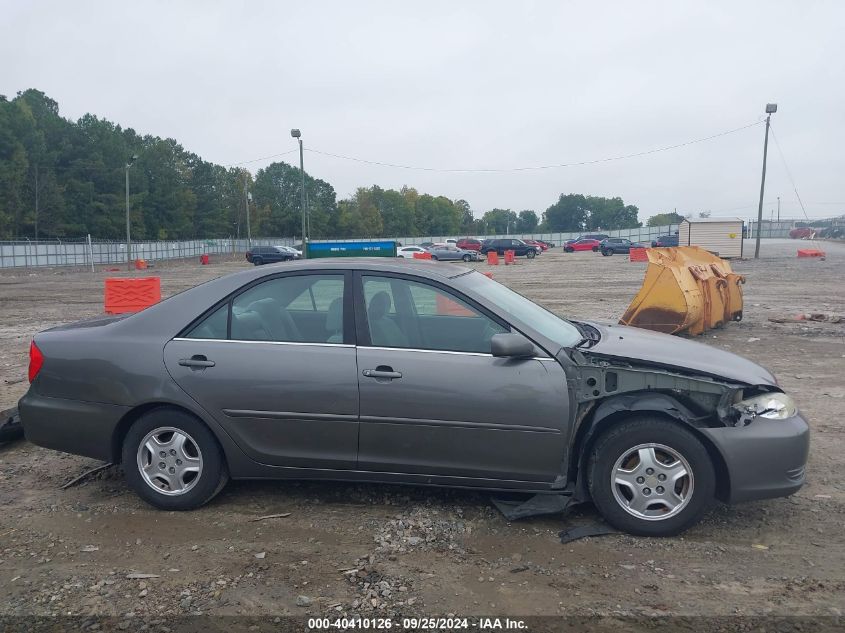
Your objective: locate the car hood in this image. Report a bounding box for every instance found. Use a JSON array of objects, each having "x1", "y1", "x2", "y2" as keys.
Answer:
[{"x1": 581, "y1": 321, "x2": 777, "y2": 386}]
